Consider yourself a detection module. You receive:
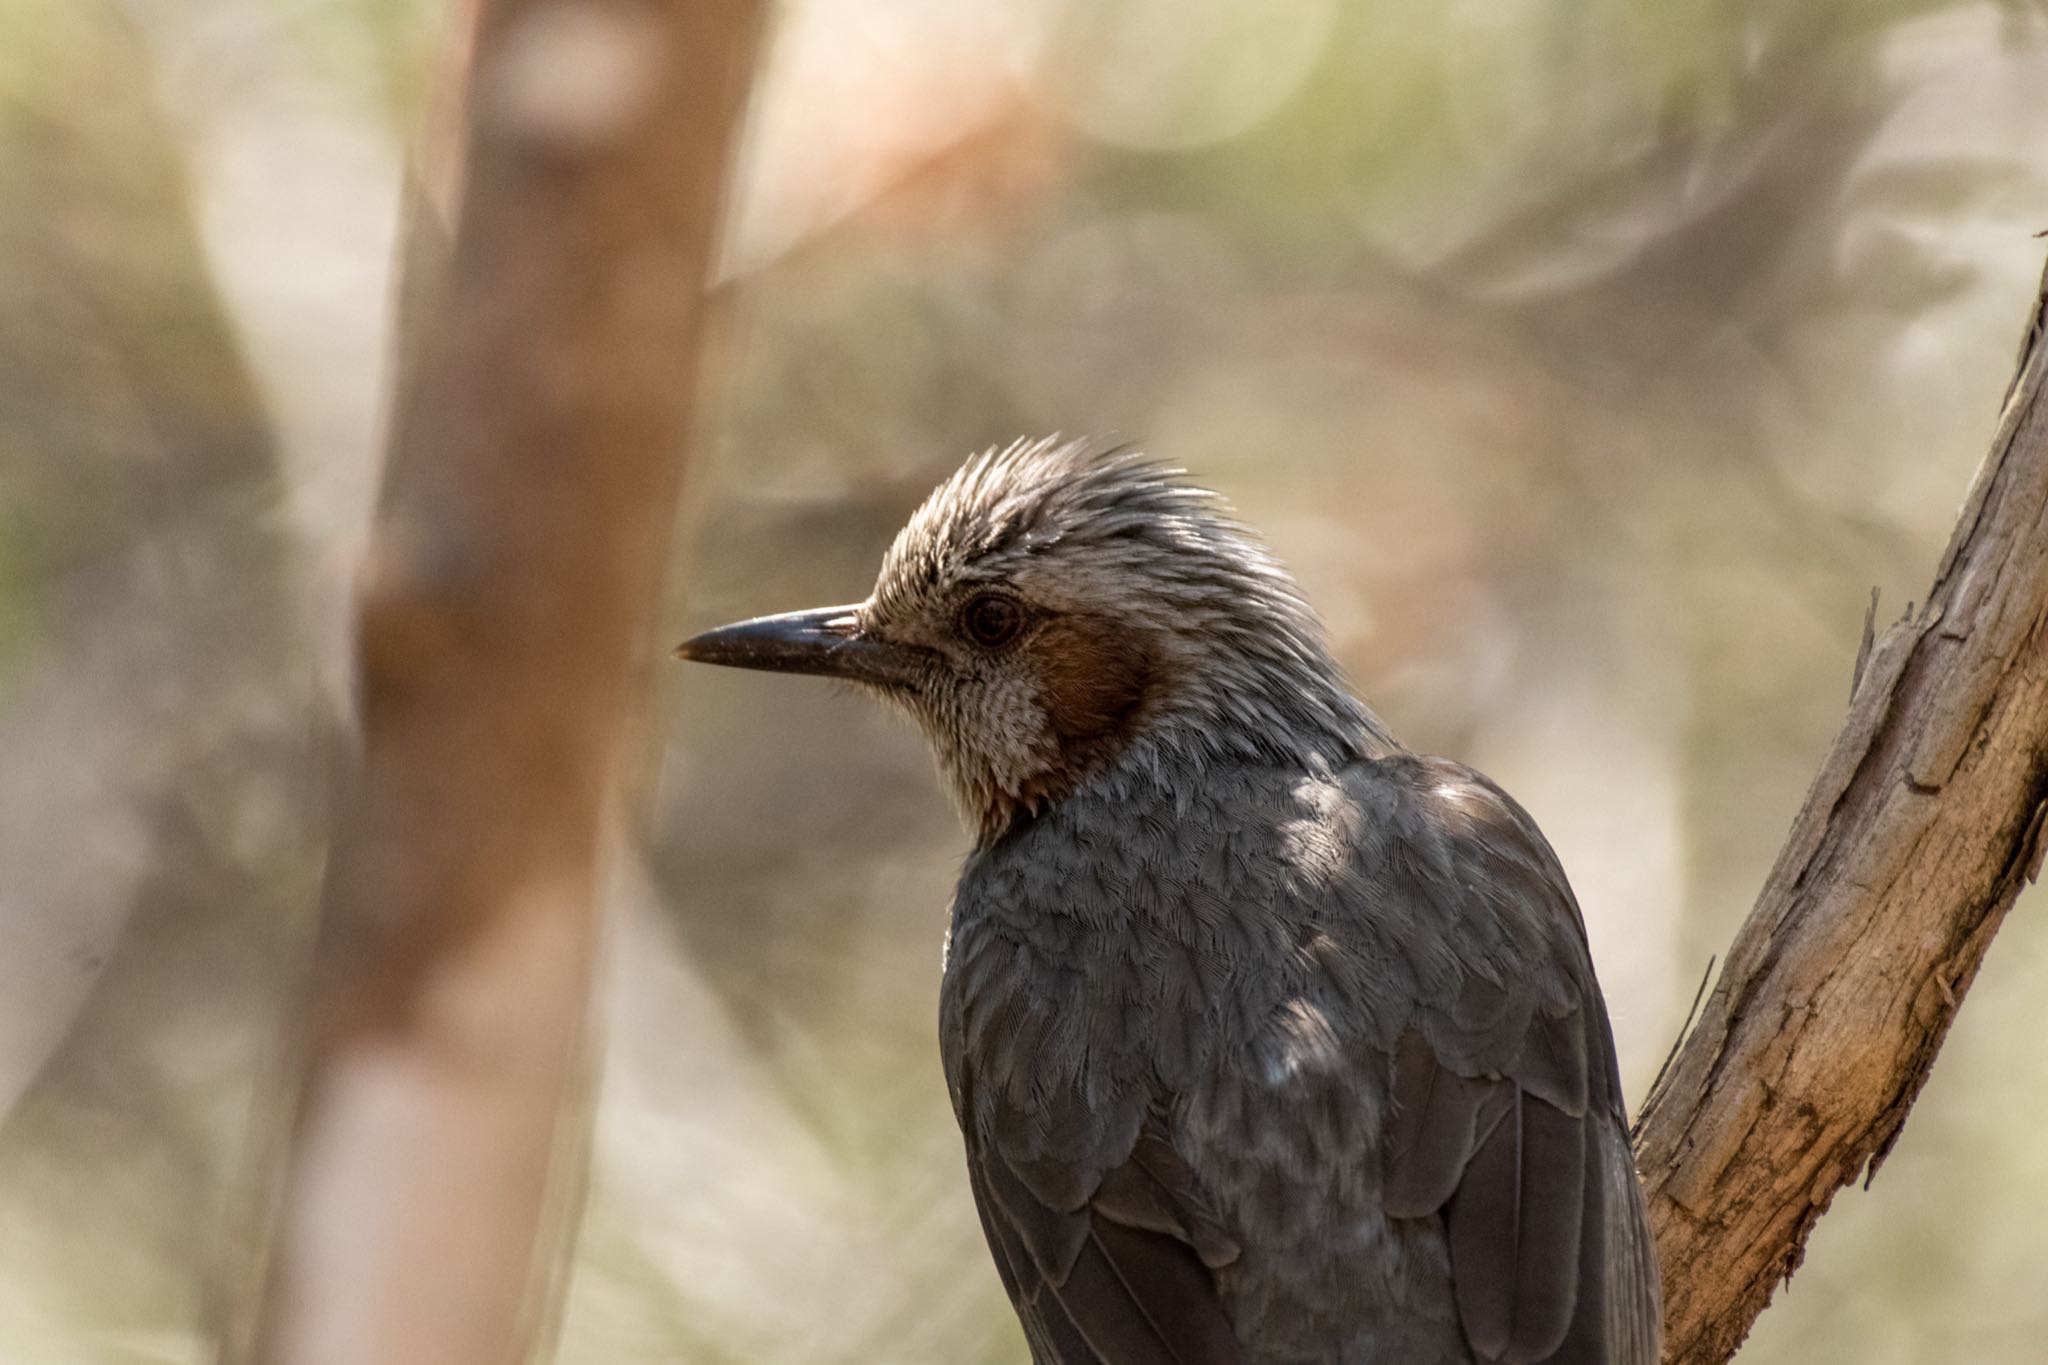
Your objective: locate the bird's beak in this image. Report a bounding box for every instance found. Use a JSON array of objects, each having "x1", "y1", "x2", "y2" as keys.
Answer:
[{"x1": 674, "y1": 604, "x2": 925, "y2": 690}]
